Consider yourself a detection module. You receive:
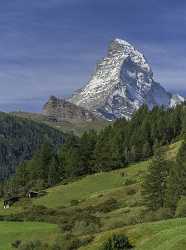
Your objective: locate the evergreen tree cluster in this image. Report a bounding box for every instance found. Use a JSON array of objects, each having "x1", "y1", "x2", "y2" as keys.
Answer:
[
  {"x1": 60, "y1": 103, "x2": 186, "y2": 176},
  {"x1": 0, "y1": 112, "x2": 65, "y2": 180},
  {"x1": 143, "y1": 134, "x2": 186, "y2": 213}
]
